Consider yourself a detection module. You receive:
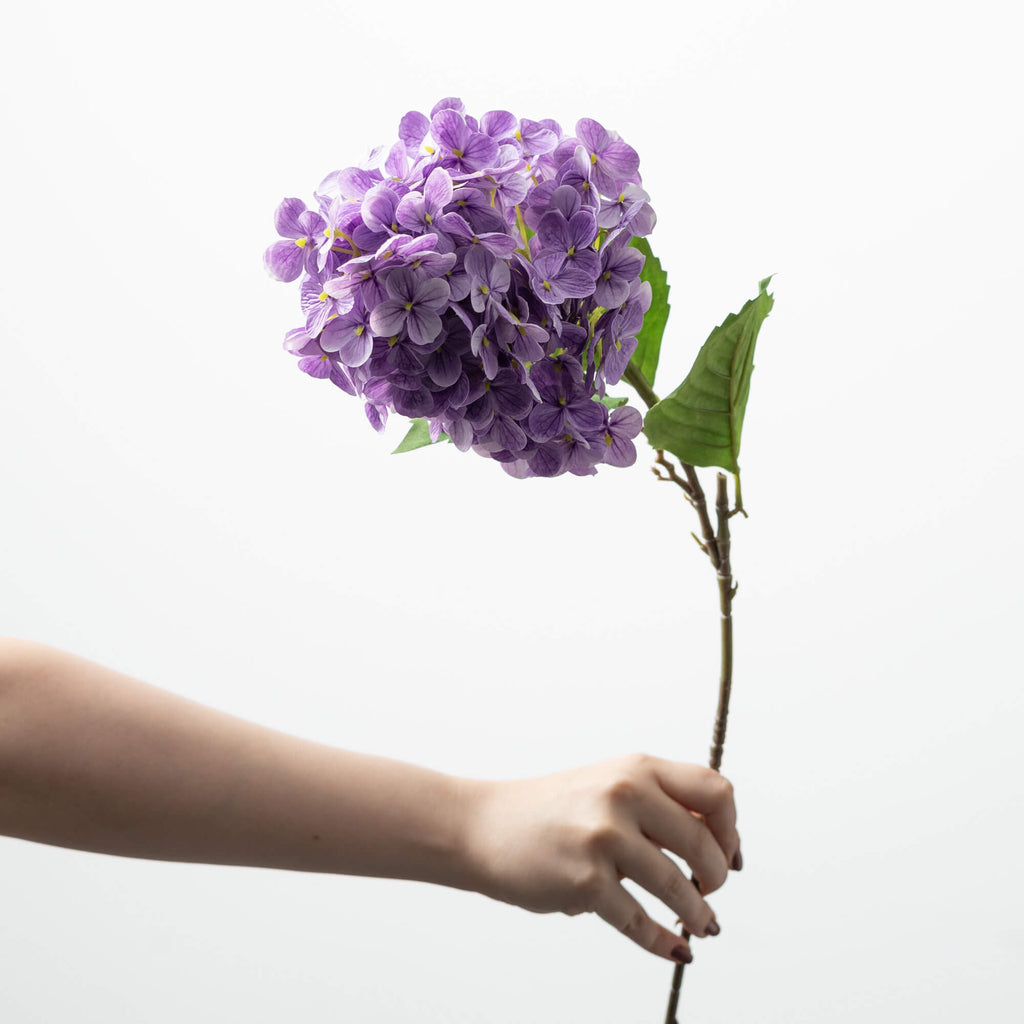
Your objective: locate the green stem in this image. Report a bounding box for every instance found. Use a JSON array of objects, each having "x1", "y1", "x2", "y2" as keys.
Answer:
[{"x1": 623, "y1": 363, "x2": 660, "y2": 411}]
